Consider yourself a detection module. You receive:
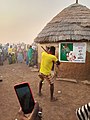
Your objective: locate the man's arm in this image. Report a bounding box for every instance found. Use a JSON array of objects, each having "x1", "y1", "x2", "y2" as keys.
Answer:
[{"x1": 56, "y1": 60, "x2": 60, "y2": 66}]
